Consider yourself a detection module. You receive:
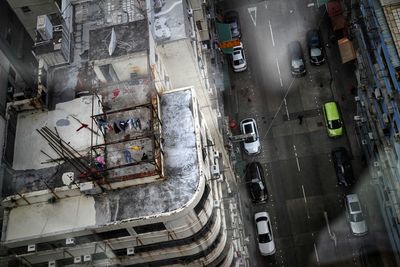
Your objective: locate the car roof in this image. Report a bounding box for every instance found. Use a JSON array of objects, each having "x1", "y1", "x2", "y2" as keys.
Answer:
[
  {"x1": 324, "y1": 102, "x2": 340, "y2": 120},
  {"x1": 346, "y1": 194, "x2": 361, "y2": 212}
]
